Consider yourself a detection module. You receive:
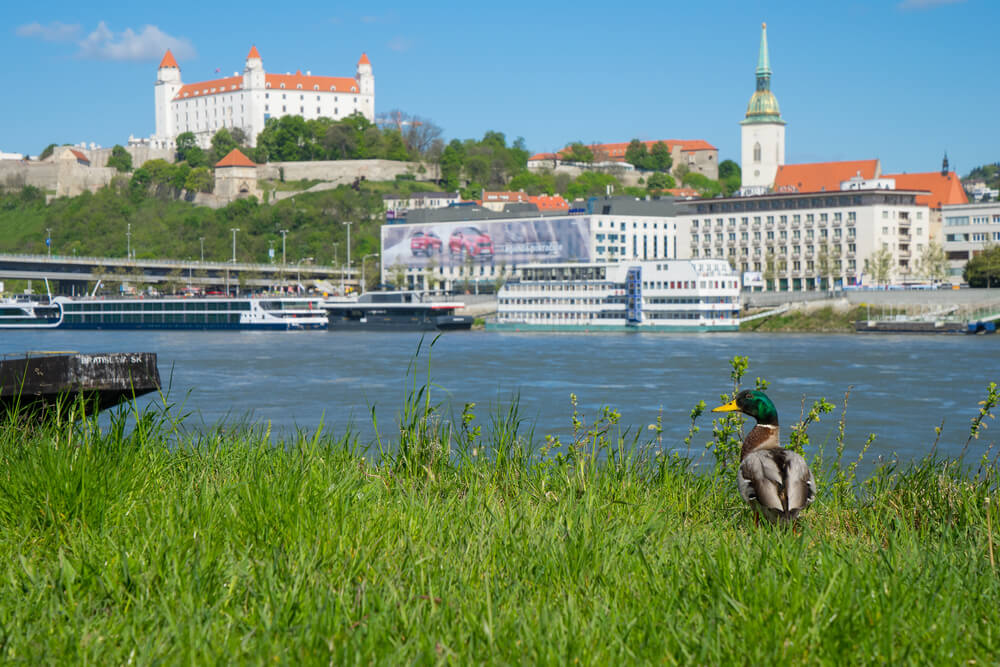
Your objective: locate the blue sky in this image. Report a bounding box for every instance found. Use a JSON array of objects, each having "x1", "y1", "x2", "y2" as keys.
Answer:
[{"x1": 2, "y1": 0, "x2": 994, "y2": 175}]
